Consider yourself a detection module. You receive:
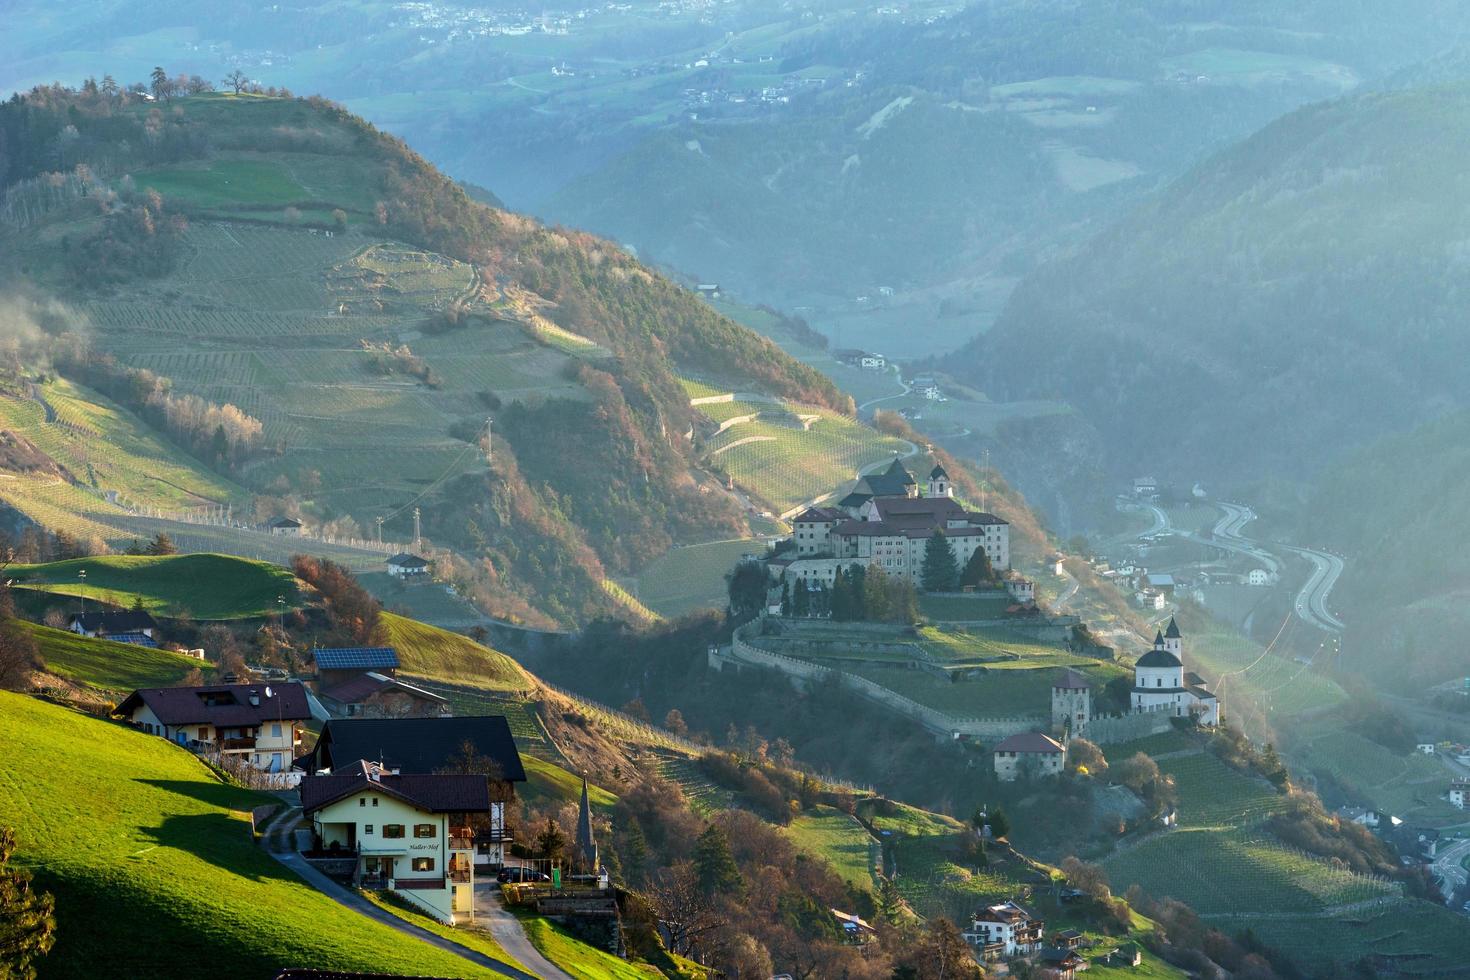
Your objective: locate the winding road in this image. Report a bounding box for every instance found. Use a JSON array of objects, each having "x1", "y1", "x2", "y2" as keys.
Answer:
[
  {"x1": 1136, "y1": 500, "x2": 1344, "y2": 634},
  {"x1": 1431, "y1": 836, "x2": 1470, "y2": 904}
]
